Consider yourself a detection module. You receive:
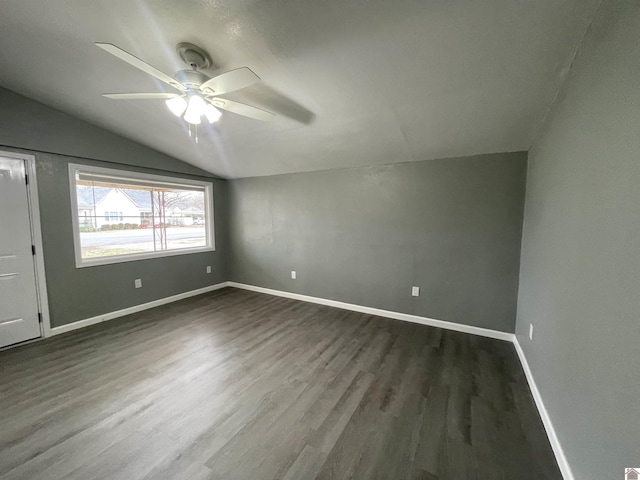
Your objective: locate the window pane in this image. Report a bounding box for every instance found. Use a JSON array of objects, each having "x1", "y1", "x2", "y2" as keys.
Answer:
[
  {"x1": 150, "y1": 189, "x2": 207, "y2": 252},
  {"x1": 73, "y1": 171, "x2": 210, "y2": 263}
]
